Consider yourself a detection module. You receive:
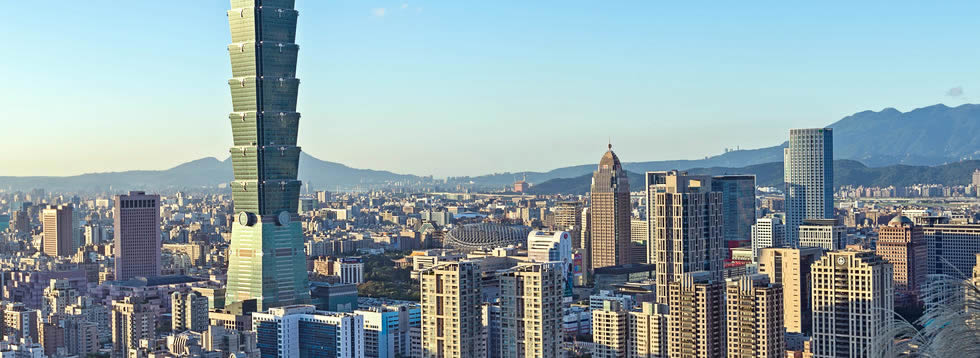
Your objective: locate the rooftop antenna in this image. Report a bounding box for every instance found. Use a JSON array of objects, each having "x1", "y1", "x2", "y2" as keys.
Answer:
[{"x1": 608, "y1": 137, "x2": 612, "y2": 150}]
